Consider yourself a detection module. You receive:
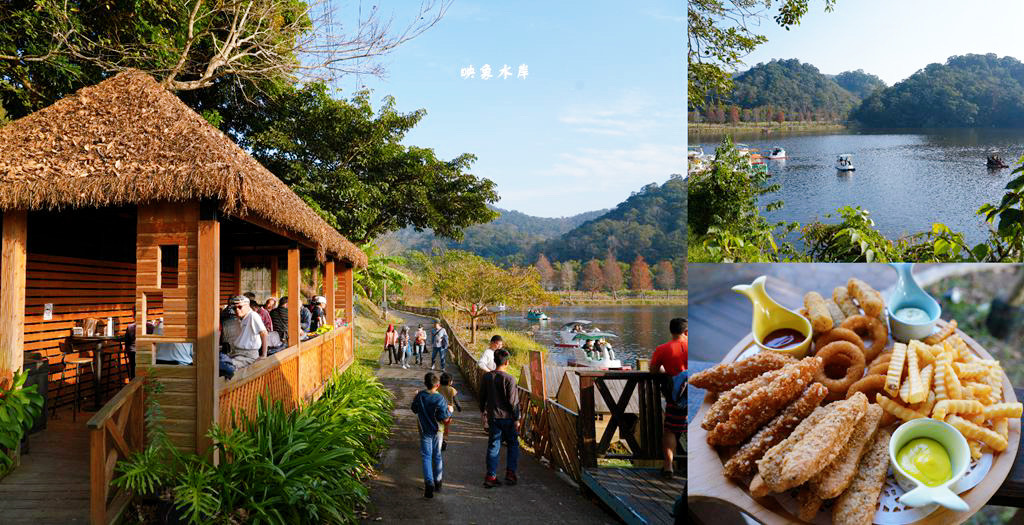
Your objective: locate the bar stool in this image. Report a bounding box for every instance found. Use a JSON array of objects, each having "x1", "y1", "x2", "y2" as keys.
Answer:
[{"x1": 53, "y1": 339, "x2": 94, "y2": 422}]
